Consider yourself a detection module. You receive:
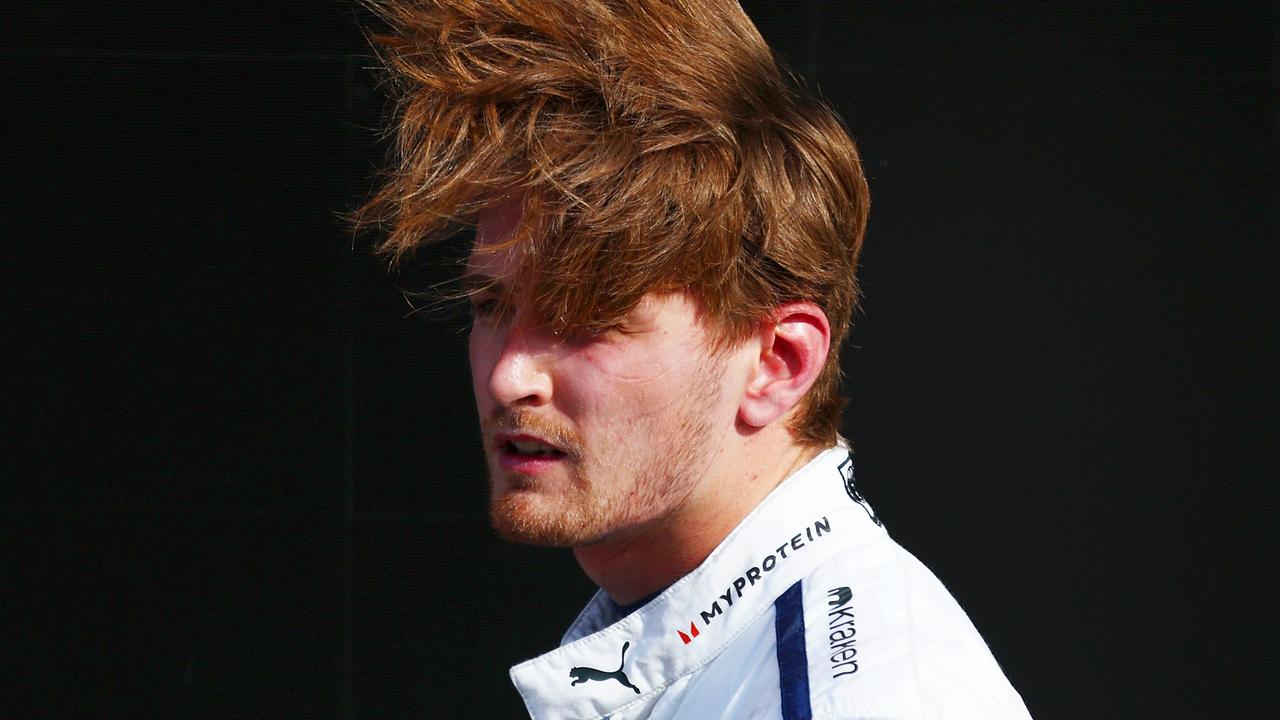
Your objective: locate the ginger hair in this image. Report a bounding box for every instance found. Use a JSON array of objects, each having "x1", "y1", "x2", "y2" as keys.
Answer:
[{"x1": 356, "y1": 0, "x2": 870, "y2": 446}]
